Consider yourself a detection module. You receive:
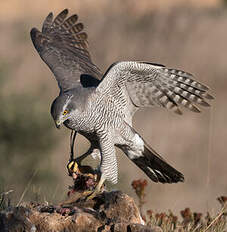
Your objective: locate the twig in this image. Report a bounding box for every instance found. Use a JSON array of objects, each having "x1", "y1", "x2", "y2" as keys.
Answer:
[
  {"x1": 204, "y1": 206, "x2": 226, "y2": 232},
  {"x1": 0, "y1": 190, "x2": 14, "y2": 208},
  {"x1": 0, "y1": 190, "x2": 14, "y2": 198},
  {"x1": 16, "y1": 169, "x2": 38, "y2": 206}
]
